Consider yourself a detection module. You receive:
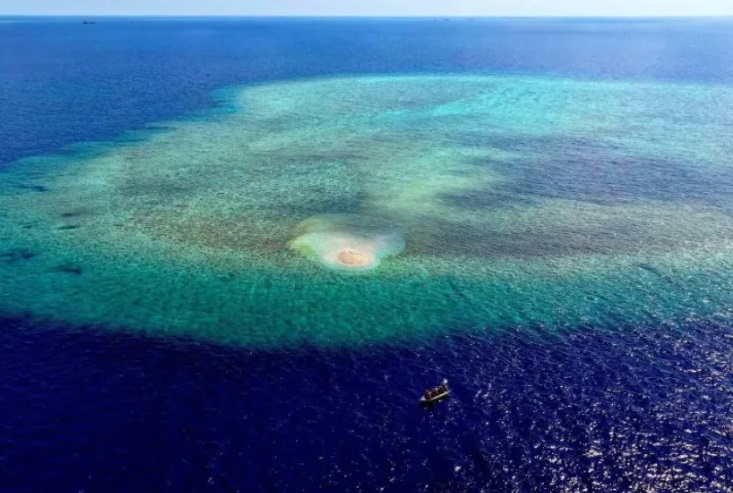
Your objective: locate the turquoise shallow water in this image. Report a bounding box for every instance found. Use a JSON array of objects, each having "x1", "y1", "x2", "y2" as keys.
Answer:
[{"x1": 2, "y1": 74, "x2": 733, "y2": 347}]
